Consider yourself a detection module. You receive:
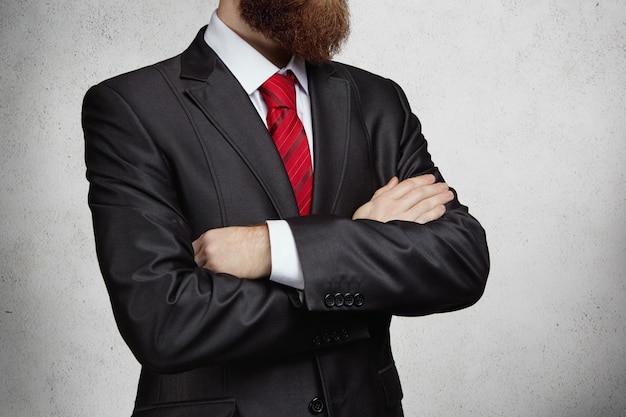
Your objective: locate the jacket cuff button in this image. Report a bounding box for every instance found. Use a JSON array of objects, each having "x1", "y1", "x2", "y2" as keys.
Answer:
[
  {"x1": 324, "y1": 294, "x2": 336, "y2": 308},
  {"x1": 354, "y1": 293, "x2": 365, "y2": 307},
  {"x1": 344, "y1": 292, "x2": 354, "y2": 306},
  {"x1": 334, "y1": 292, "x2": 345, "y2": 307},
  {"x1": 309, "y1": 397, "x2": 325, "y2": 414}
]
